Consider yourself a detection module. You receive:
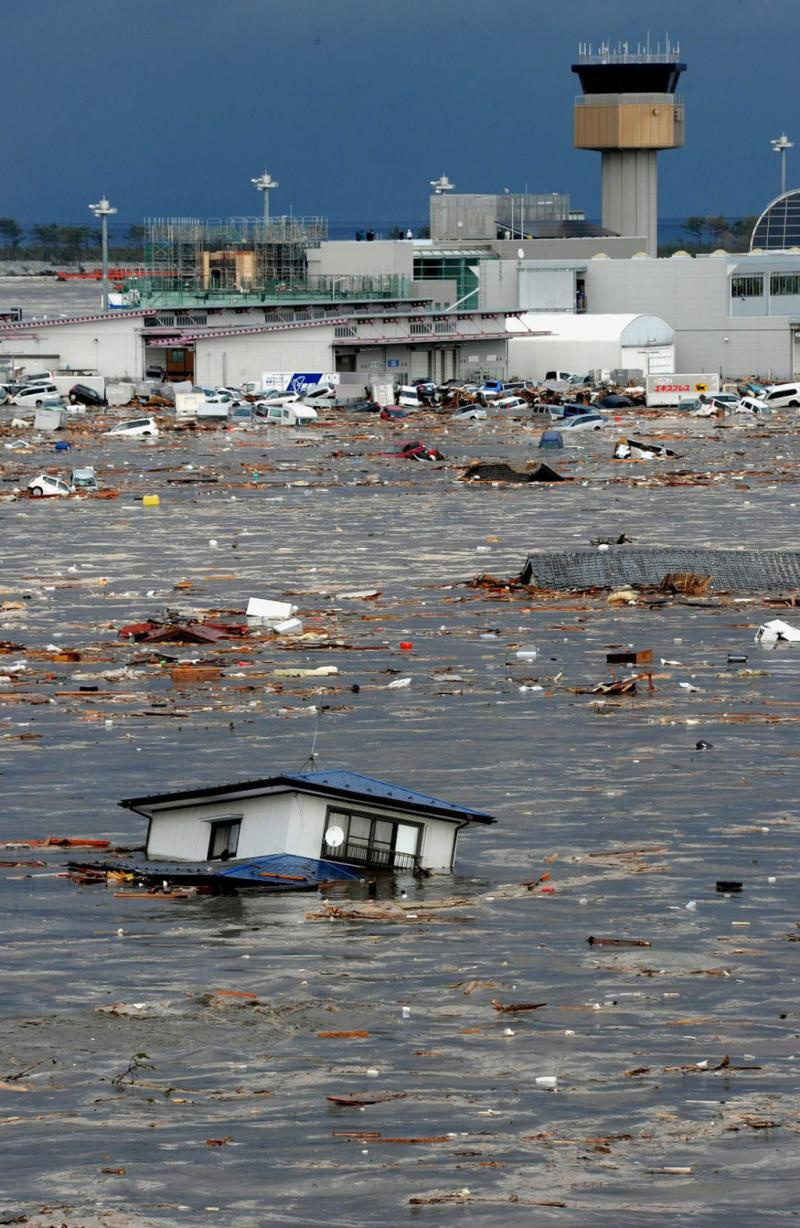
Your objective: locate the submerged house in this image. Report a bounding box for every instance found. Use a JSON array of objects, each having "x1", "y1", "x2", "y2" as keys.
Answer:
[{"x1": 119, "y1": 770, "x2": 496, "y2": 873}]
